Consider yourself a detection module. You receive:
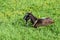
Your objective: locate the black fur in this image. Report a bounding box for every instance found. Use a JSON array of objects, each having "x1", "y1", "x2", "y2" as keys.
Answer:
[
  {"x1": 23, "y1": 12, "x2": 37, "y2": 24},
  {"x1": 23, "y1": 12, "x2": 54, "y2": 28}
]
